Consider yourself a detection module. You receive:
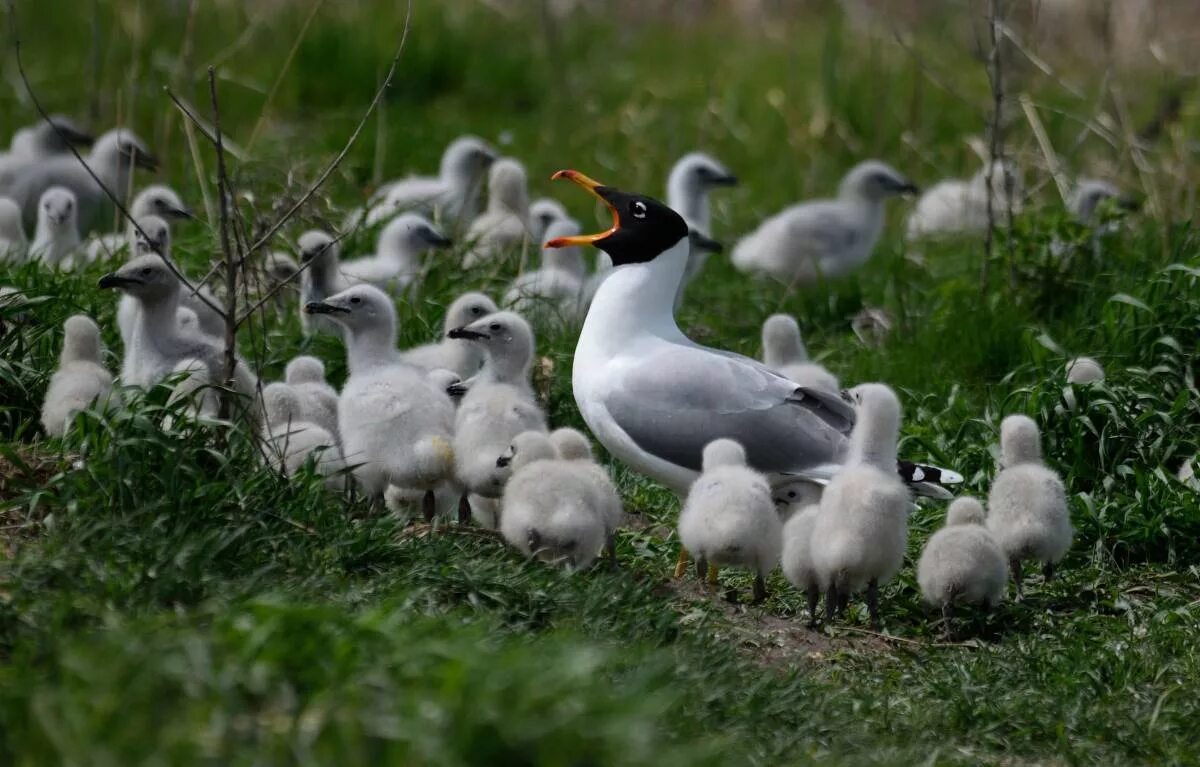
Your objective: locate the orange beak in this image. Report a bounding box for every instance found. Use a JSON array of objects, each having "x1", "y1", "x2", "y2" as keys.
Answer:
[{"x1": 545, "y1": 169, "x2": 618, "y2": 248}]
